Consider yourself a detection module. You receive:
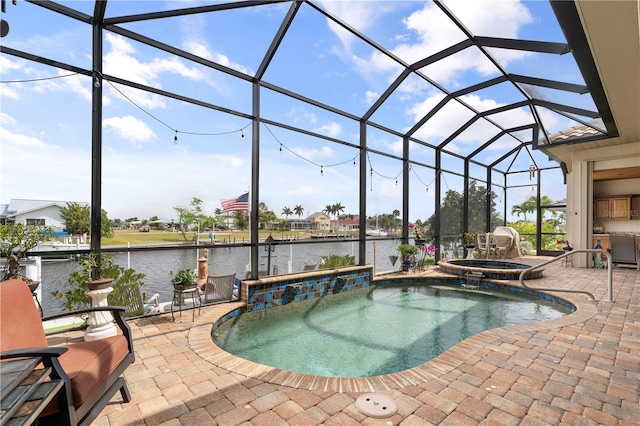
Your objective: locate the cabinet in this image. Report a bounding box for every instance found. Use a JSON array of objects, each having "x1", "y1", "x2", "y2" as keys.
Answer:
[
  {"x1": 594, "y1": 196, "x2": 631, "y2": 220},
  {"x1": 595, "y1": 199, "x2": 610, "y2": 219},
  {"x1": 593, "y1": 234, "x2": 640, "y2": 251}
]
